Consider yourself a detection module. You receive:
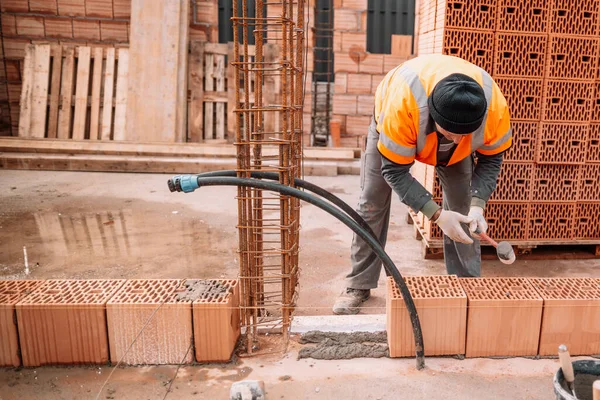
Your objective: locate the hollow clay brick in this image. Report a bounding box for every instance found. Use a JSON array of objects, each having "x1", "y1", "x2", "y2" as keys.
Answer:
[
  {"x1": 193, "y1": 279, "x2": 240, "y2": 362},
  {"x1": 441, "y1": 0, "x2": 497, "y2": 31},
  {"x1": 442, "y1": 29, "x2": 495, "y2": 75},
  {"x1": 495, "y1": 78, "x2": 543, "y2": 121},
  {"x1": 529, "y1": 203, "x2": 575, "y2": 240},
  {"x1": 16, "y1": 279, "x2": 124, "y2": 366},
  {"x1": 529, "y1": 278, "x2": 600, "y2": 356},
  {"x1": 546, "y1": 36, "x2": 599, "y2": 81},
  {"x1": 532, "y1": 165, "x2": 580, "y2": 203},
  {"x1": 494, "y1": 33, "x2": 547, "y2": 78},
  {"x1": 497, "y1": 0, "x2": 550, "y2": 33},
  {"x1": 387, "y1": 275, "x2": 467, "y2": 357},
  {"x1": 490, "y1": 162, "x2": 533, "y2": 202},
  {"x1": 460, "y1": 278, "x2": 543, "y2": 357},
  {"x1": 543, "y1": 80, "x2": 594, "y2": 123},
  {"x1": 575, "y1": 203, "x2": 600, "y2": 240},
  {"x1": 485, "y1": 202, "x2": 530, "y2": 241},
  {"x1": 549, "y1": 0, "x2": 600, "y2": 37},
  {"x1": 536, "y1": 123, "x2": 589, "y2": 165},
  {"x1": 0, "y1": 280, "x2": 43, "y2": 367},
  {"x1": 578, "y1": 164, "x2": 600, "y2": 202},
  {"x1": 106, "y1": 279, "x2": 193, "y2": 365},
  {"x1": 587, "y1": 124, "x2": 600, "y2": 163}
]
